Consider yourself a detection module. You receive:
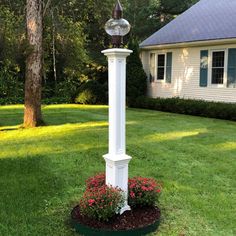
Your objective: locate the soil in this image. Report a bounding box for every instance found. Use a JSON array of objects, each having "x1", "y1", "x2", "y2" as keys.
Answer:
[{"x1": 71, "y1": 205, "x2": 161, "y2": 231}]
